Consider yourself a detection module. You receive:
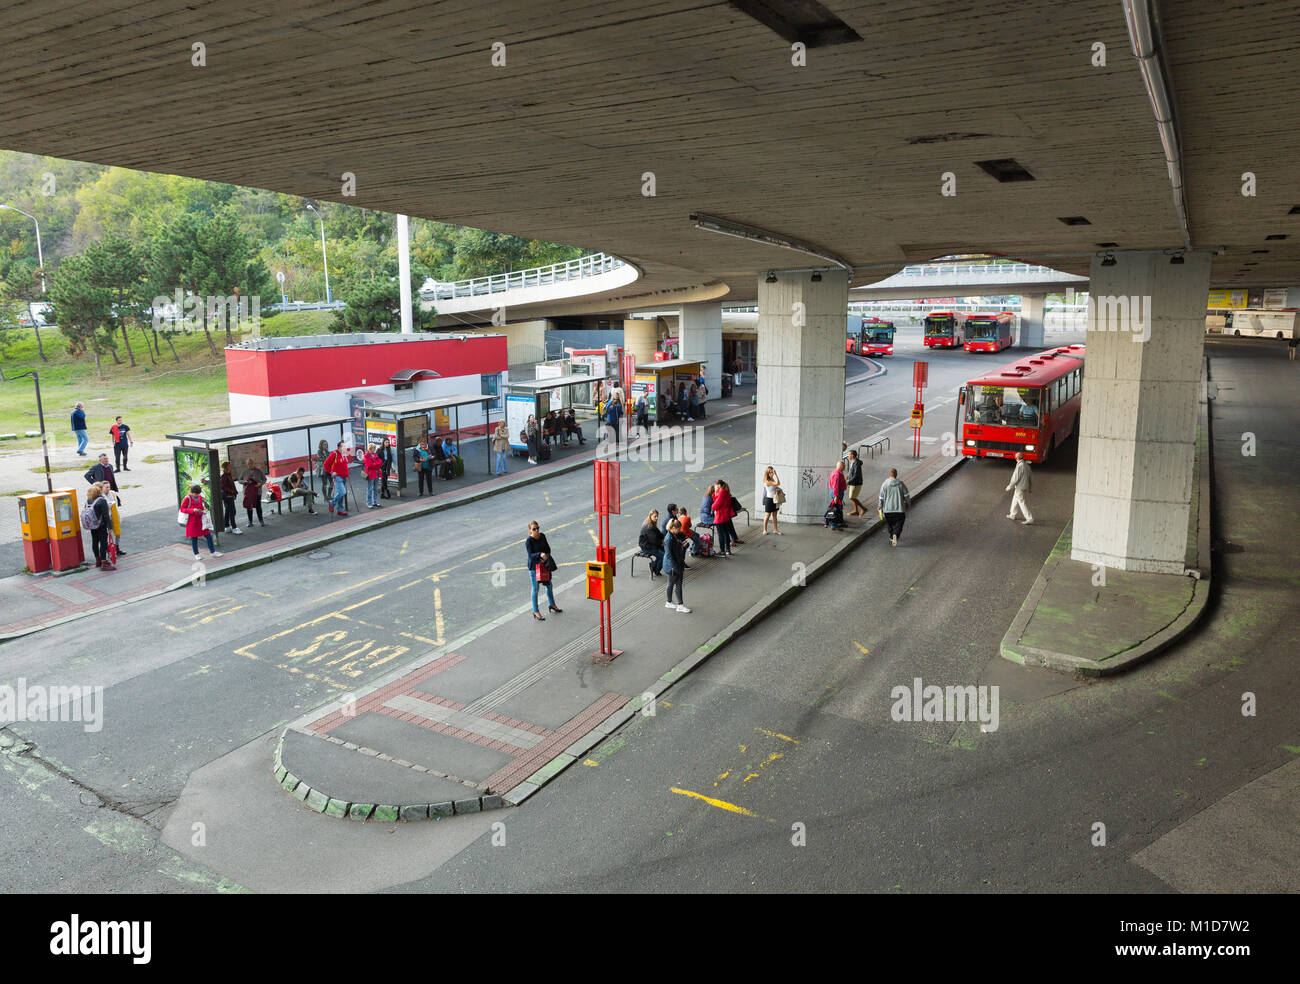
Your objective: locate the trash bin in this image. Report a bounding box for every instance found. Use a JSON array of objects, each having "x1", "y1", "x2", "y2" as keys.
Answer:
[{"x1": 721, "y1": 373, "x2": 734, "y2": 398}]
